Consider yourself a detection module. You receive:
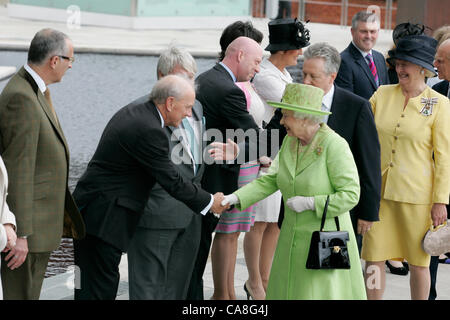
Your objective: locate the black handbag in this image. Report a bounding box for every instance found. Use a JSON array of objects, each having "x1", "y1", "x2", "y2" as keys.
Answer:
[{"x1": 306, "y1": 196, "x2": 351, "y2": 269}]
